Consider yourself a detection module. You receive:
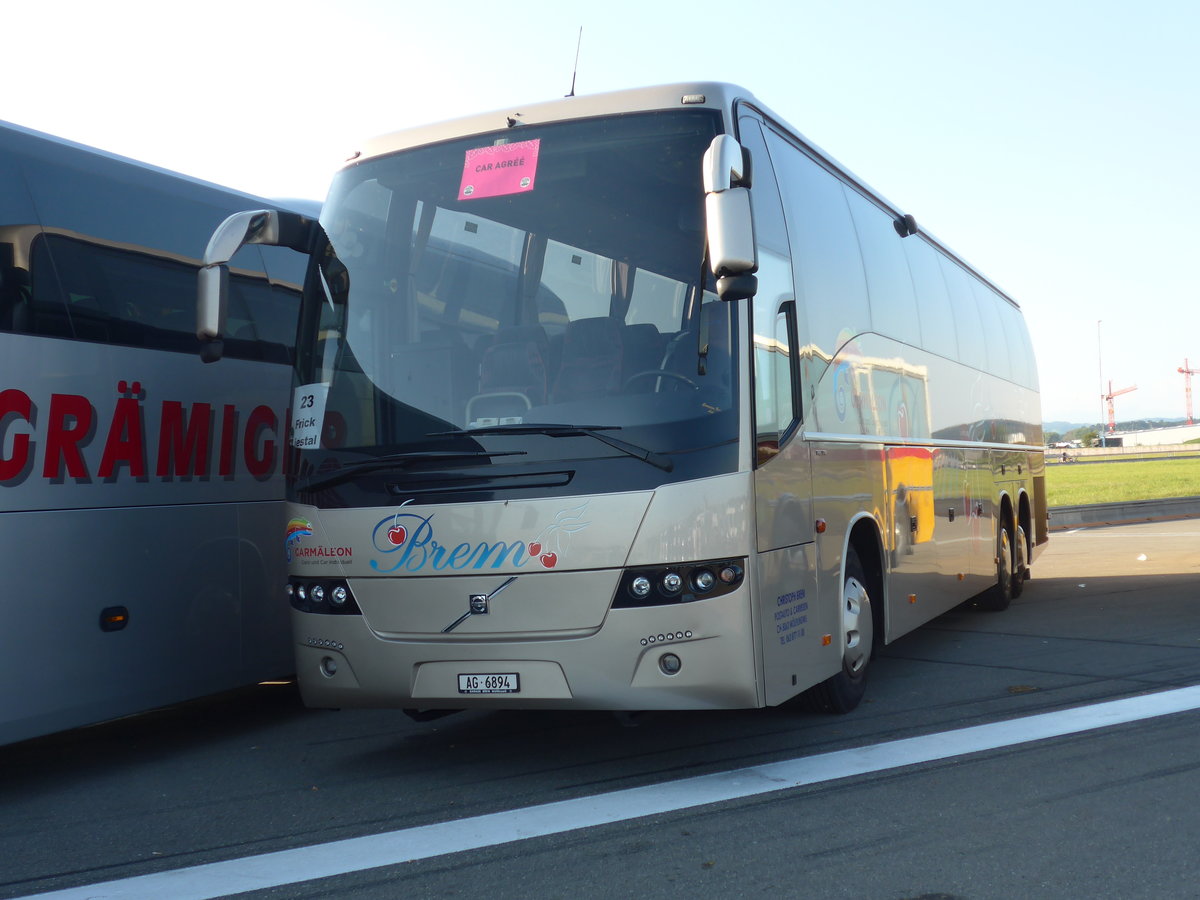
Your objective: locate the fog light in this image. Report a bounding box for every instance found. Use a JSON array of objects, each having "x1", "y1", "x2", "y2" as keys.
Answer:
[
  {"x1": 662, "y1": 572, "x2": 683, "y2": 594},
  {"x1": 320, "y1": 657, "x2": 338, "y2": 677},
  {"x1": 331, "y1": 585, "x2": 348, "y2": 606},
  {"x1": 659, "y1": 653, "x2": 682, "y2": 675},
  {"x1": 311, "y1": 584, "x2": 325, "y2": 604},
  {"x1": 691, "y1": 568, "x2": 716, "y2": 592}
]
